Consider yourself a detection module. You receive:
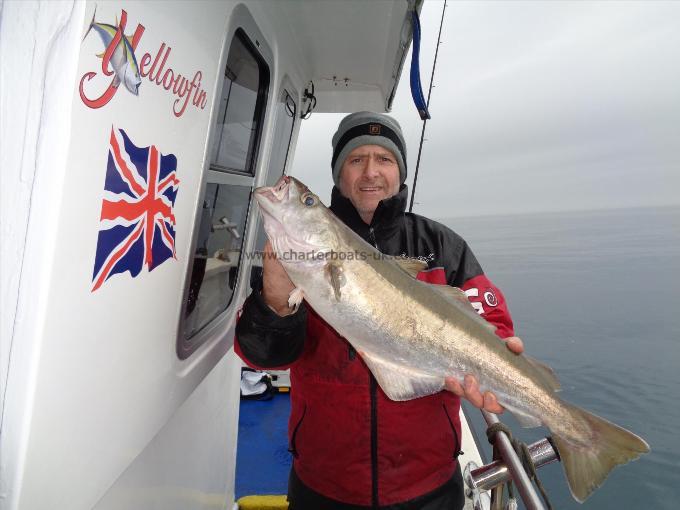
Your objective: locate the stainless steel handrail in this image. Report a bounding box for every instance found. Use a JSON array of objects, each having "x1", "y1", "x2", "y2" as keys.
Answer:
[
  {"x1": 469, "y1": 437, "x2": 558, "y2": 491},
  {"x1": 473, "y1": 410, "x2": 558, "y2": 510}
]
